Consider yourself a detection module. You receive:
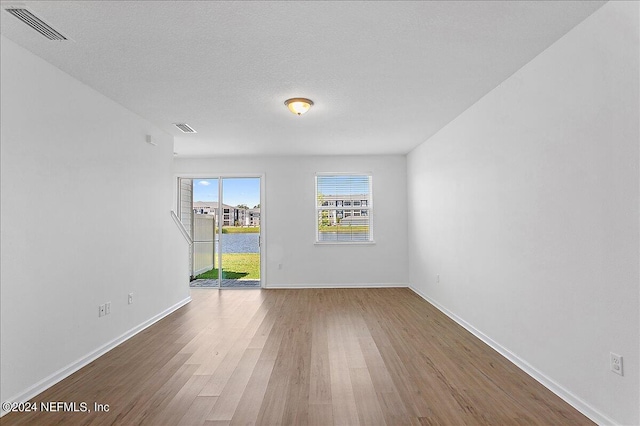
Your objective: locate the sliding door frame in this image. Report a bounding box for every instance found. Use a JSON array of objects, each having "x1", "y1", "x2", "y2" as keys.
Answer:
[{"x1": 176, "y1": 173, "x2": 266, "y2": 289}]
